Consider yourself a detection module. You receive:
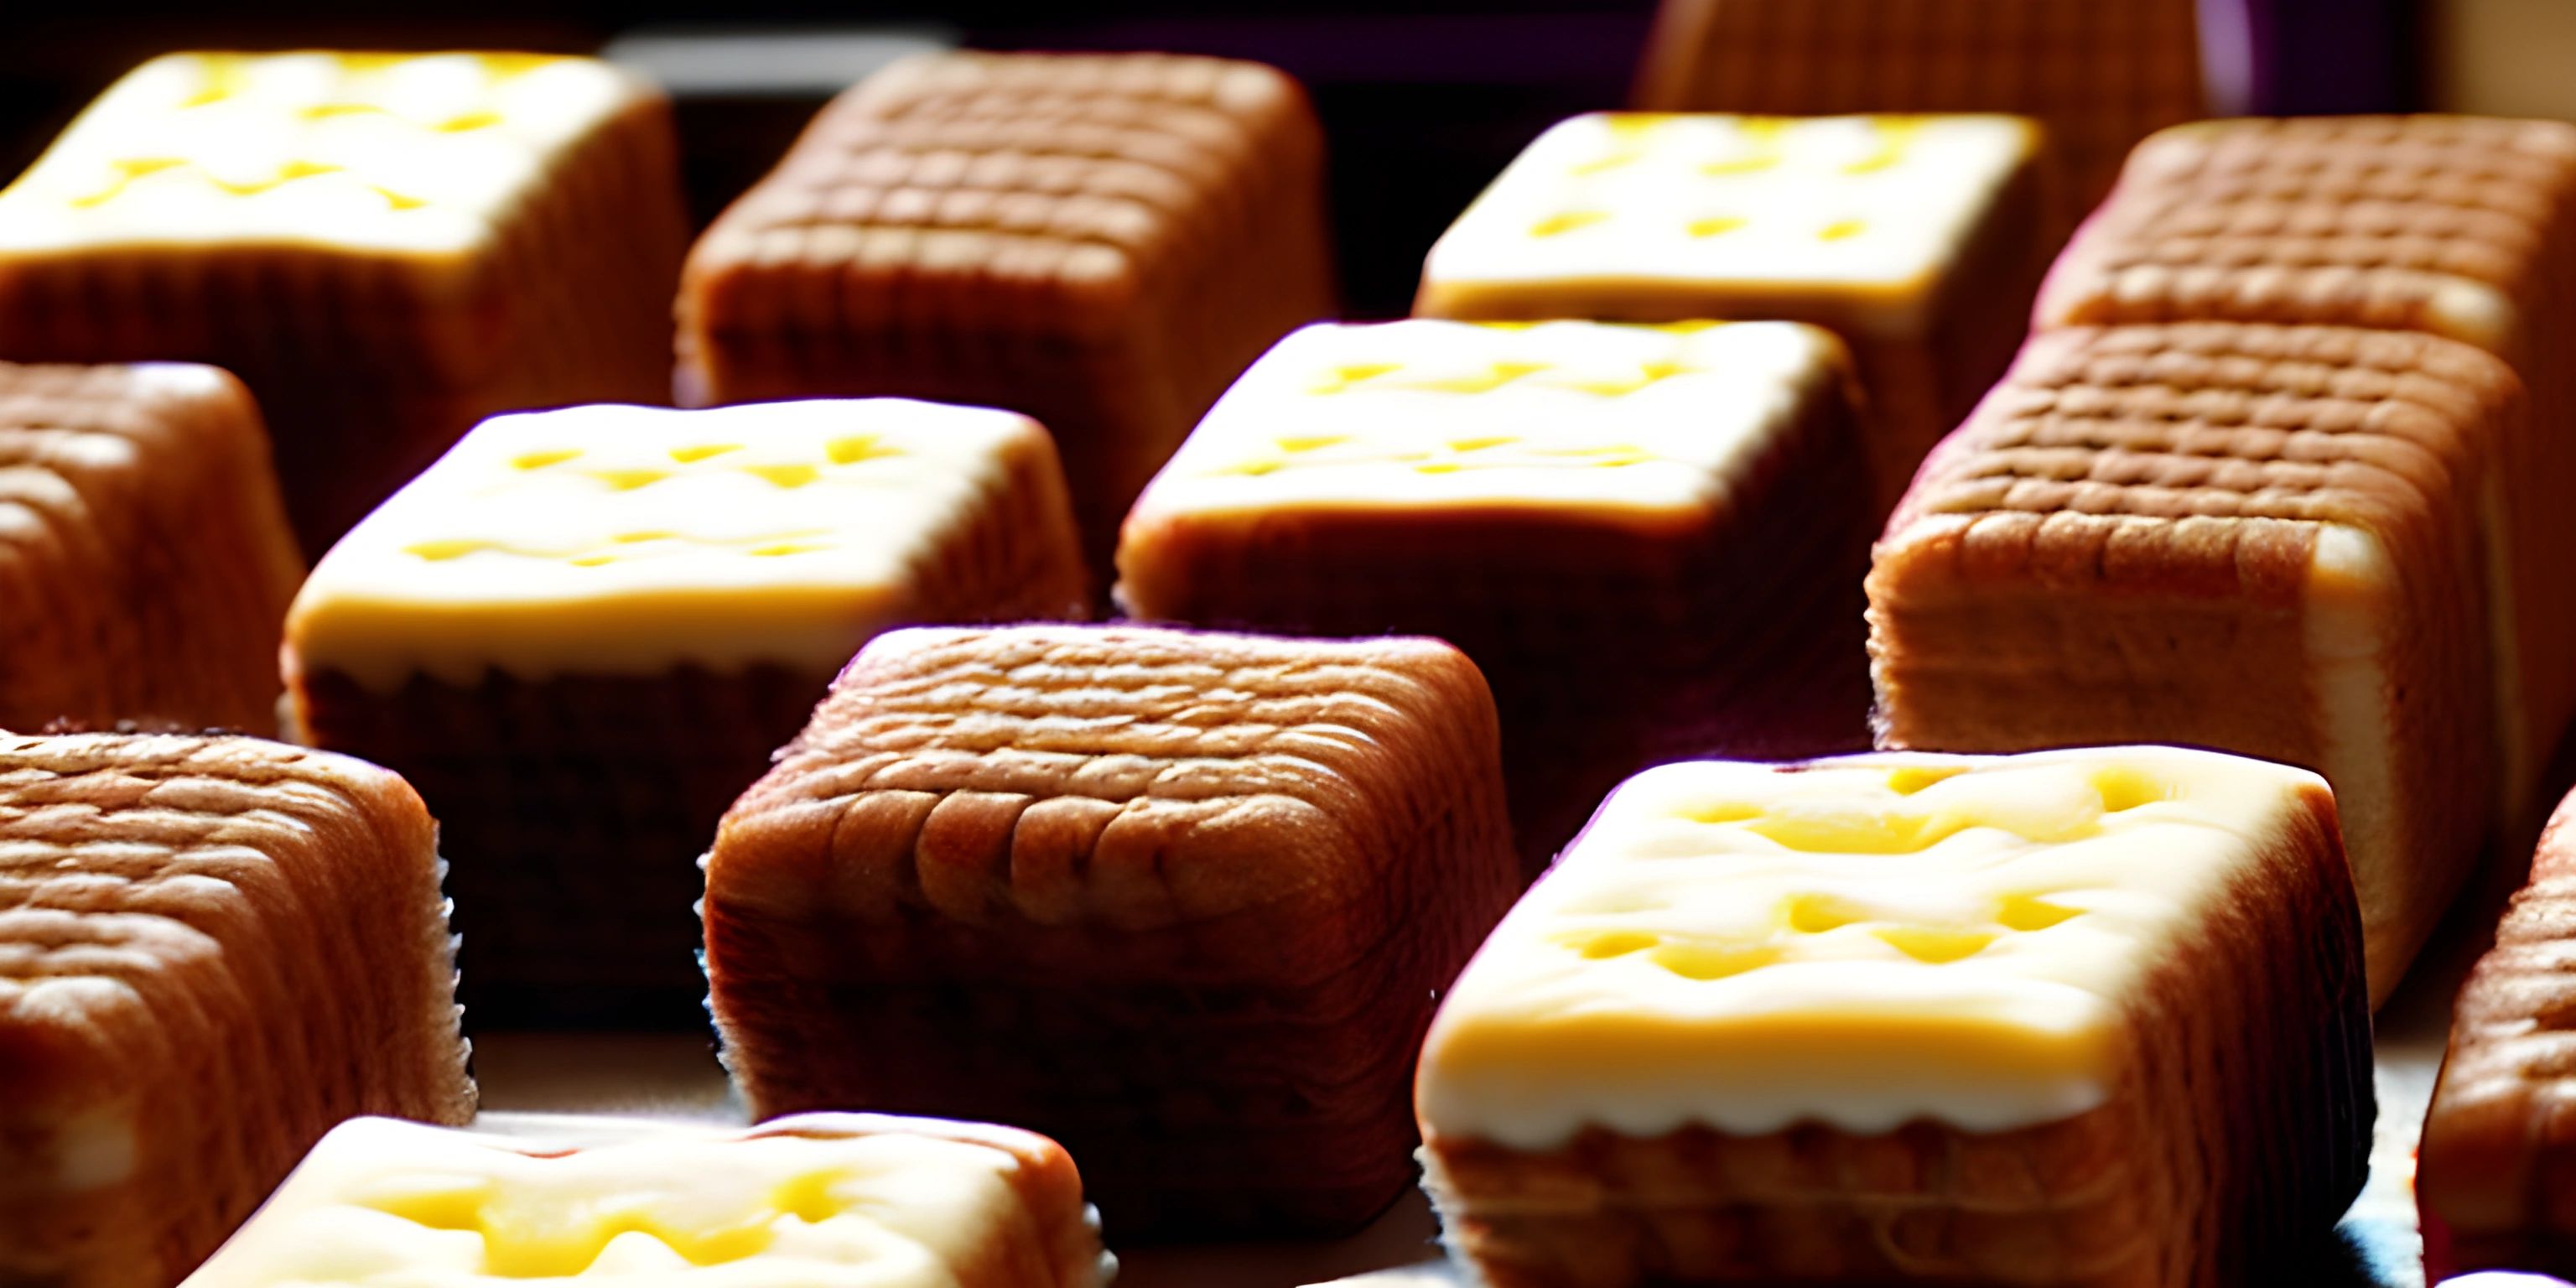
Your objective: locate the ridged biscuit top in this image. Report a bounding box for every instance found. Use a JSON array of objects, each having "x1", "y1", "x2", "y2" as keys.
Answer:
[
  {"x1": 685, "y1": 50, "x2": 1315, "y2": 330},
  {"x1": 1125, "y1": 319, "x2": 1846, "y2": 520},
  {"x1": 179, "y1": 1114, "x2": 1112, "y2": 1288},
  {"x1": 287, "y1": 399, "x2": 1061, "y2": 688},
  {"x1": 724, "y1": 624, "x2": 1498, "y2": 924},
  {"x1": 0, "y1": 733, "x2": 428, "y2": 1039},
  {"x1": 0, "y1": 50, "x2": 649, "y2": 257},
  {"x1": 0, "y1": 359, "x2": 265, "y2": 480},
  {"x1": 2038, "y1": 115, "x2": 2576, "y2": 351},
  {"x1": 1417, "y1": 746, "x2": 2334, "y2": 1148},
  {"x1": 1417, "y1": 112, "x2": 2038, "y2": 327},
  {"x1": 1889, "y1": 322, "x2": 2510, "y2": 539}
]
